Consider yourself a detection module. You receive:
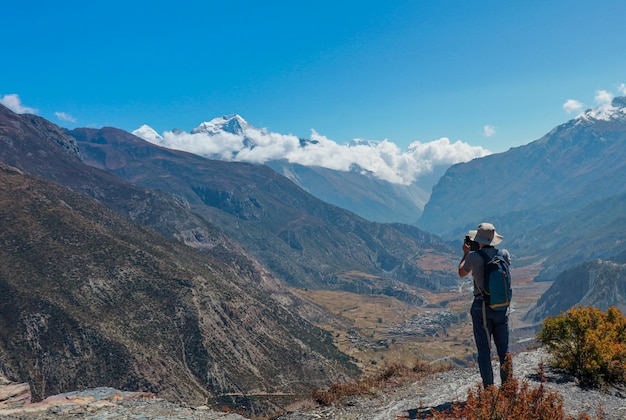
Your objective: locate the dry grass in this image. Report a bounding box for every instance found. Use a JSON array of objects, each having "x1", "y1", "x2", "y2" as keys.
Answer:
[{"x1": 312, "y1": 357, "x2": 451, "y2": 406}]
